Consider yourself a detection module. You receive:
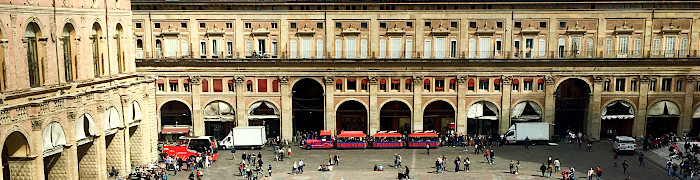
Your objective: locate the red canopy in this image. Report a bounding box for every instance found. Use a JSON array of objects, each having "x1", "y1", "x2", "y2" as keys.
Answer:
[
  {"x1": 337, "y1": 131, "x2": 367, "y2": 138},
  {"x1": 373, "y1": 132, "x2": 402, "y2": 138},
  {"x1": 161, "y1": 127, "x2": 189, "y2": 134},
  {"x1": 408, "y1": 132, "x2": 438, "y2": 138},
  {"x1": 320, "y1": 130, "x2": 332, "y2": 136}
]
